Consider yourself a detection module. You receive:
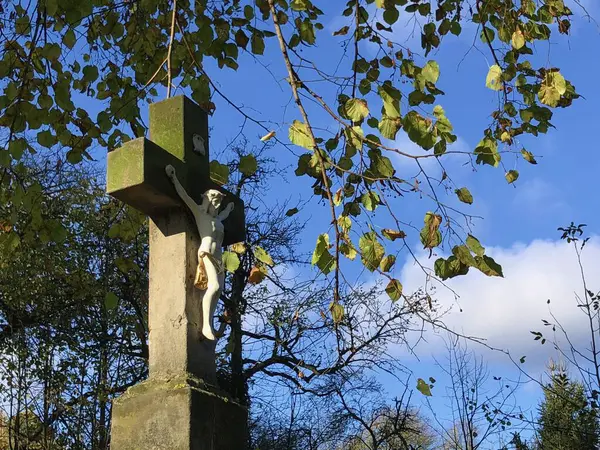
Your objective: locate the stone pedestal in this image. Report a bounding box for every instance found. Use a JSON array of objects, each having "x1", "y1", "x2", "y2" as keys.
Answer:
[{"x1": 110, "y1": 375, "x2": 248, "y2": 450}]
